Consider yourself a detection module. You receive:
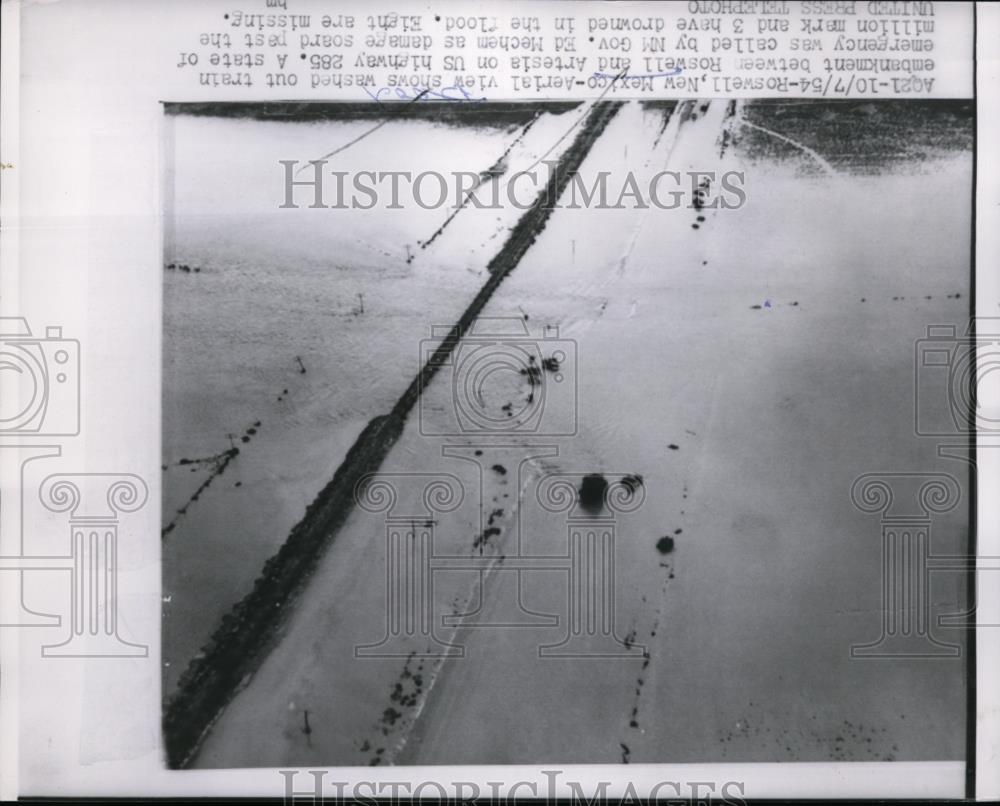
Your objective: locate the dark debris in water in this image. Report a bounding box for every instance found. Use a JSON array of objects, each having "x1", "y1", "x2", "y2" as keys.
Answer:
[
  {"x1": 579, "y1": 473, "x2": 608, "y2": 511},
  {"x1": 621, "y1": 474, "x2": 644, "y2": 494},
  {"x1": 520, "y1": 364, "x2": 542, "y2": 386}
]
